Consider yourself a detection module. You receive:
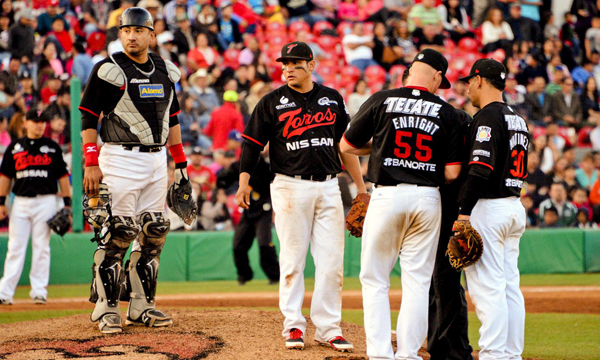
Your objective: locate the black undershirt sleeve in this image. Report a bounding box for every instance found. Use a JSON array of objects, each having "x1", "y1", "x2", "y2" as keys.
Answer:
[
  {"x1": 458, "y1": 164, "x2": 493, "y2": 215},
  {"x1": 239, "y1": 141, "x2": 262, "y2": 175},
  {"x1": 81, "y1": 111, "x2": 99, "y2": 131}
]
